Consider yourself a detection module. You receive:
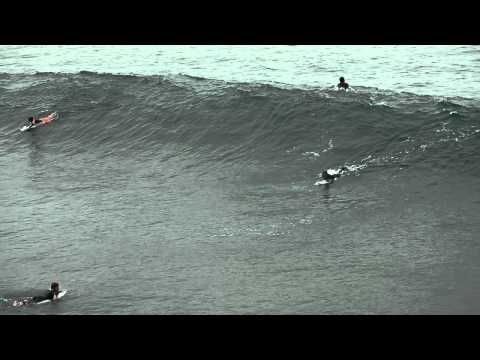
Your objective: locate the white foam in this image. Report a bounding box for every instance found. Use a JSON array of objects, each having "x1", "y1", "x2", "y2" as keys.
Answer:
[
  {"x1": 299, "y1": 218, "x2": 313, "y2": 224},
  {"x1": 345, "y1": 164, "x2": 367, "y2": 172},
  {"x1": 303, "y1": 151, "x2": 320, "y2": 157}
]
